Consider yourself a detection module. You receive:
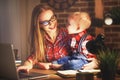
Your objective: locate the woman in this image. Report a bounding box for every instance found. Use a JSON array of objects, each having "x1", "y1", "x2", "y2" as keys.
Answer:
[
  {"x1": 17, "y1": 4, "x2": 98, "y2": 72},
  {"x1": 17, "y1": 4, "x2": 70, "y2": 72}
]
